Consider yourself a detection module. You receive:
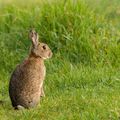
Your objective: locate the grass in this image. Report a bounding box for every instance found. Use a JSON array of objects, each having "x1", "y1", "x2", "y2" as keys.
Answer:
[{"x1": 0, "y1": 0, "x2": 120, "y2": 119}]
